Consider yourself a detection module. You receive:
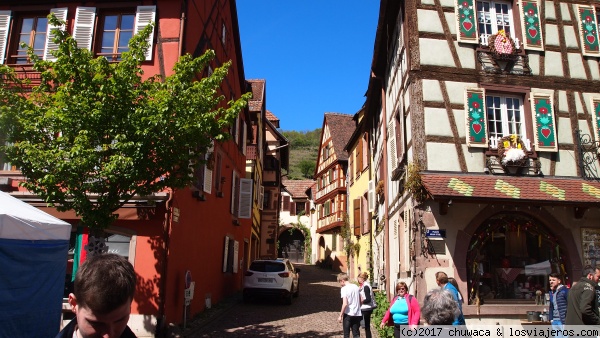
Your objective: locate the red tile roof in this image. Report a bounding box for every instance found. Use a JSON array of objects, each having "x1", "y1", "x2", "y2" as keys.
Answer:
[
  {"x1": 266, "y1": 110, "x2": 279, "y2": 123},
  {"x1": 247, "y1": 79, "x2": 265, "y2": 112},
  {"x1": 325, "y1": 113, "x2": 355, "y2": 161},
  {"x1": 420, "y1": 172, "x2": 600, "y2": 205},
  {"x1": 282, "y1": 179, "x2": 315, "y2": 198}
]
